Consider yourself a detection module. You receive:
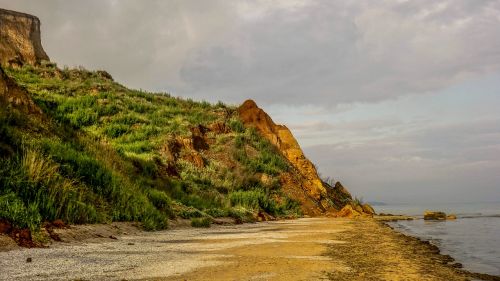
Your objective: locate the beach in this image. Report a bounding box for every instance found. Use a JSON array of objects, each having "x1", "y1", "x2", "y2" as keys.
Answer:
[{"x1": 2, "y1": 217, "x2": 493, "y2": 281}]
